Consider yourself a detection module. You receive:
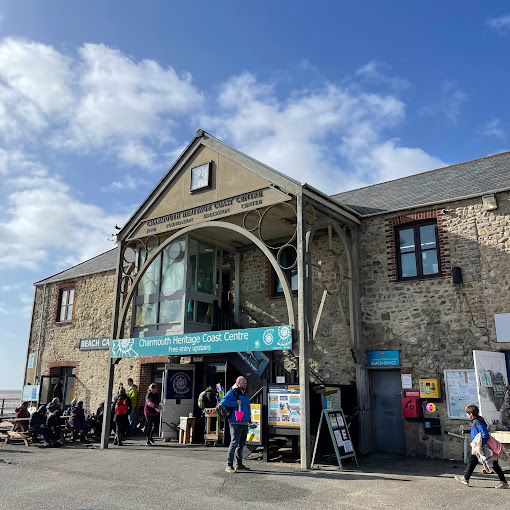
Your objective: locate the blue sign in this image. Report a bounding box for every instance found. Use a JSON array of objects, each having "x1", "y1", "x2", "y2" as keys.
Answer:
[
  {"x1": 366, "y1": 350, "x2": 400, "y2": 367},
  {"x1": 79, "y1": 336, "x2": 110, "y2": 350},
  {"x1": 166, "y1": 369, "x2": 194, "y2": 399},
  {"x1": 111, "y1": 325, "x2": 292, "y2": 359},
  {"x1": 27, "y1": 354, "x2": 35, "y2": 369},
  {"x1": 236, "y1": 351, "x2": 270, "y2": 377}
]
